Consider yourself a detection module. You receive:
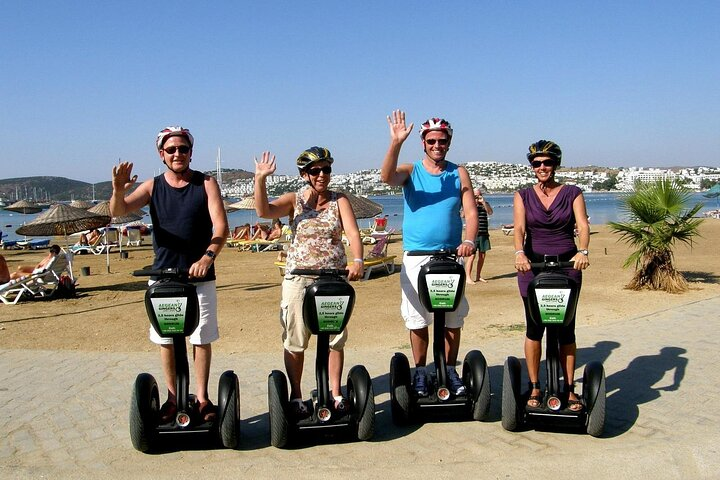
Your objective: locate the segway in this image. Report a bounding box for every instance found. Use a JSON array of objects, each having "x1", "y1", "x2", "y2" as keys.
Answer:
[
  {"x1": 128, "y1": 268, "x2": 241, "y2": 452},
  {"x1": 267, "y1": 268, "x2": 375, "y2": 448},
  {"x1": 389, "y1": 250, "x2": 491, "y2": 424},
  {"x1": 501, "y1": 256, "x2": 605, "y2": 437}
]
